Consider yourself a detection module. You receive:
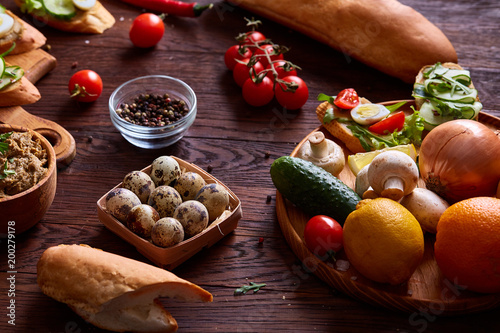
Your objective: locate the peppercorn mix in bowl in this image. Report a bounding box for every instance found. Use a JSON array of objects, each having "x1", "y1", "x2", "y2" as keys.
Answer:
[{"x1": 109, "y1": 75, "x2": 197, "y2": 149}]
